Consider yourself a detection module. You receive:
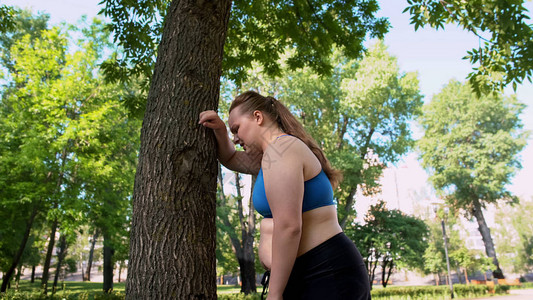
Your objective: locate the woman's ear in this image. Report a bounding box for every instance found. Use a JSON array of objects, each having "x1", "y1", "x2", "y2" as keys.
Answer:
[{"x1": 253, "y1": 110, "x2": 264, "y2": 125}]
